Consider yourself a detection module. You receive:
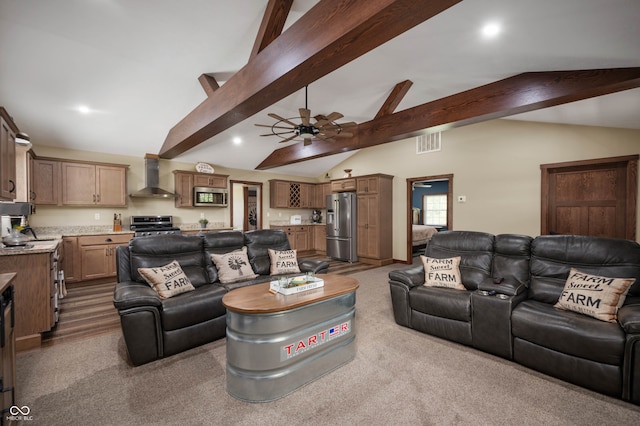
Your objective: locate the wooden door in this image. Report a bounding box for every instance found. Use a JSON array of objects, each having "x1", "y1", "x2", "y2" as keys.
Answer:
[
  {"x1": 541, "y1": 155, "x2": 637, "y2": 240},
  {"x1": 357, "y1": 194, "x2": 378, "y2": 258}
]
